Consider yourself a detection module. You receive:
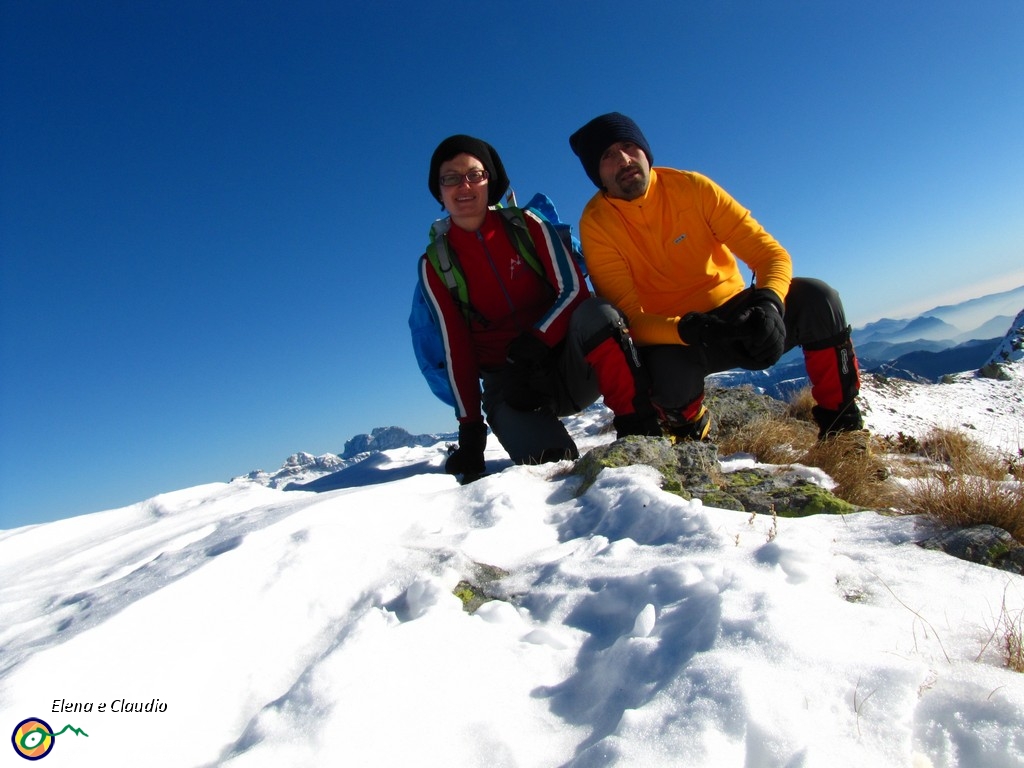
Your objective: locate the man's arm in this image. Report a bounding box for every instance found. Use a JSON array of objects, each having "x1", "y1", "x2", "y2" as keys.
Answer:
[{"x1": 697, "y1": 173, "x2": 792, "y2": 302}]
